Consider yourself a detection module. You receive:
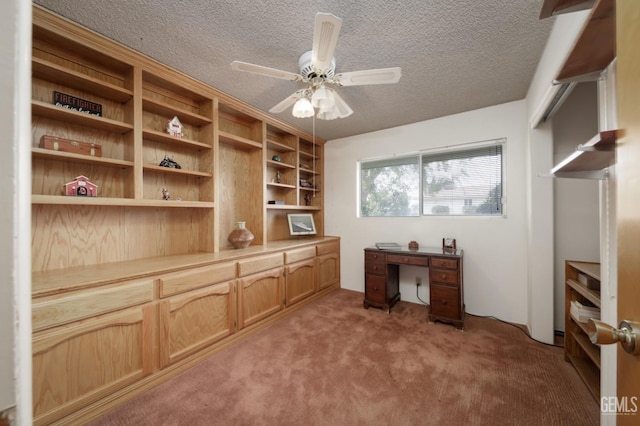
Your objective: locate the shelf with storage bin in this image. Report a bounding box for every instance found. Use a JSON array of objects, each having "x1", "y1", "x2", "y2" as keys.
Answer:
[{"x1": 564, "y1": 260, "x2": 601, "y2": 402}]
